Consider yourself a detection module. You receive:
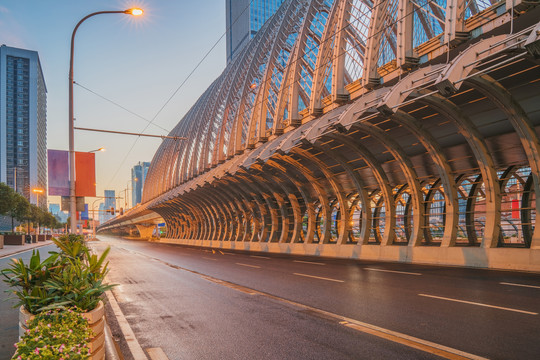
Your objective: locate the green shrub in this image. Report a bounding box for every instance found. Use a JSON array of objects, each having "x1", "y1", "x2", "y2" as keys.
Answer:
[
  {"x1": 1, "y1": 235, "x2": 114, "y2": 314},
  {"x1": 12, "y1": 308, "x2": 92, "y2": 360}
]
